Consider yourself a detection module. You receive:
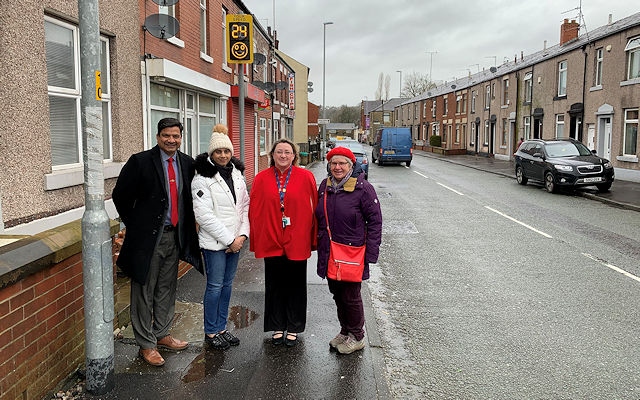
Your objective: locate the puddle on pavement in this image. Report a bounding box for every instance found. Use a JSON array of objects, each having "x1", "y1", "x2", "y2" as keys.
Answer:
[
  {"x1": 181, "y1": 350, "x2": 227, "y2": 383},
  {"x1": 228, "y1": 305, "x2": 260, "y2": 329},
  {"x1": 181, "y1": 305, "x2": 259, "y2": 384}
]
